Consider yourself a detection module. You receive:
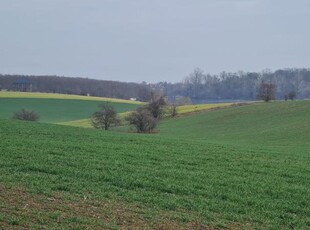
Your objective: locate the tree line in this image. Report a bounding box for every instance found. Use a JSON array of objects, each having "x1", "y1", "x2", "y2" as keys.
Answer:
[
  {"x1": 153, "y1": 68, "x2": 310, "y2": 102},
  {"x1": 1, "y1": 68, "x2": 310, "y2": 102},
  {"x1": 0, "y1": 75, "x2": 151, "y2": 101}
]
